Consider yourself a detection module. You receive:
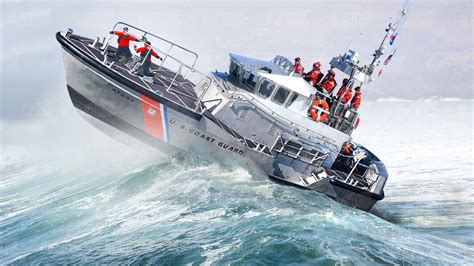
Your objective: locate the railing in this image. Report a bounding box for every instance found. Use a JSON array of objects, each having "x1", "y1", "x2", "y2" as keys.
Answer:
[
  {"x1": 310, "y1": 88, "x2": 359, "y2": 135},
  {"x1": 271, "y1": 135, "x2": 329, "y2": 167},
  {"x1": 99, "y1": 22, "x2": 211, "y2": 114},
  {"x1": 102, "y1": 22, "x2": 198, "y2": 68},
  {"x1": 331, "y1": 150, "x2": 381, "y2": 191}
]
